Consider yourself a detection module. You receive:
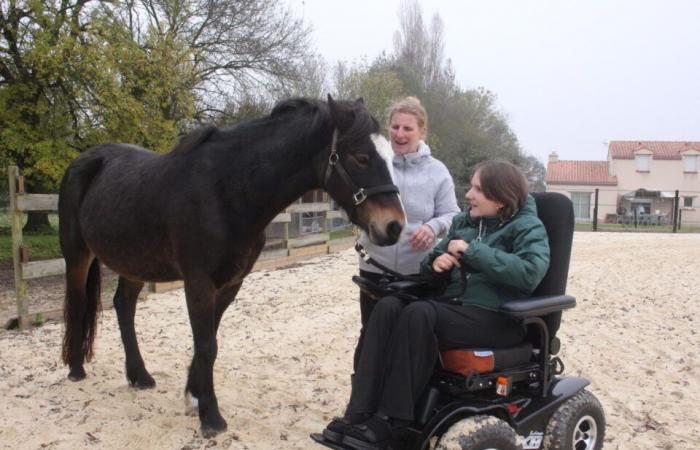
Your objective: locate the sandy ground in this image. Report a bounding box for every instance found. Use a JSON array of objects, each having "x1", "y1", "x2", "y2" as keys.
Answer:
[{"x1": 0, "y1": 232, "x2": 698, "y2": 450}]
